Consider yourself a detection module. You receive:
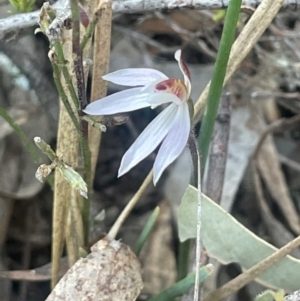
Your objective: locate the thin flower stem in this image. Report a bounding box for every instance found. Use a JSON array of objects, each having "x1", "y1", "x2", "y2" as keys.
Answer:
[
  {"x1": 51, "y1": 61, "x2": 81, "y2": 132},
  {"x1": 187, "y1": 134, "x2": 202, "y2": 301},
  {"x1": 34, "y1": 137, "x2": 57, "y2": 161},
  {"x1": 80, "y1": 16, "x2": 99, "y2": 51},
  {"x1": 178, "y1": 133, "x2": 199, "y2": 288},
  {"x1": 40, "y1": 3, "x2": 83, "y2": 286},
  {"x1": 70, "y1": 0, "x2": 92, "y2": 244},
  {"x1": 52, "y1": 53, "x2": 92, "y2": 235},
  {"x1": 198, "y1": 0, "x2": 242, "y2": 171},
  {"x1": 194, "y1": 144, "x2": 201, "y2": 301},
  {"x1": 70, "y1": 0, "x2": 88, "y2": 111},
  {"x1": 40, "y1": 4, "x2": 80, "y2": 122},
  {"x1": 82, "y1": 115, "x2": 106, "y2": 132},
  {"x1": 108, "y1": 170, "x2": 153, "y2": 239},
  {"x1": 40, "y1": 5, "x2": 80, "y2": 133},
  {"x1": 80, "y1": 0, "x2": 112, "y2": 51},
  {"x1": 53, "y1": 41, "x2": 80, "y2": 110},
  {"x1": 0, "y1": 105, "x2": 40, "y2": 164},
  {"x1": 81, "y1": 137, "x2": 91, "y2": 243}
]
